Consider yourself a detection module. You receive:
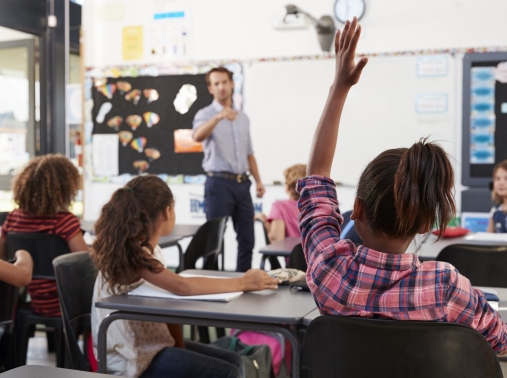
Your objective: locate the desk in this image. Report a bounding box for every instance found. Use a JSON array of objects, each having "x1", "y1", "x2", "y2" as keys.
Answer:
[
  {"x1": 412, "y1": 233, "x2": 507, "y2": 260},
  {"x1": 0, "y1": 366, "x2": 115, "y2": 377},
  {"x1": 96, "y1": 269, "x2": 317, "y2": 377},
  {"x1": 258, "y1": 236, "x2": 301, "y2": 270}
]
